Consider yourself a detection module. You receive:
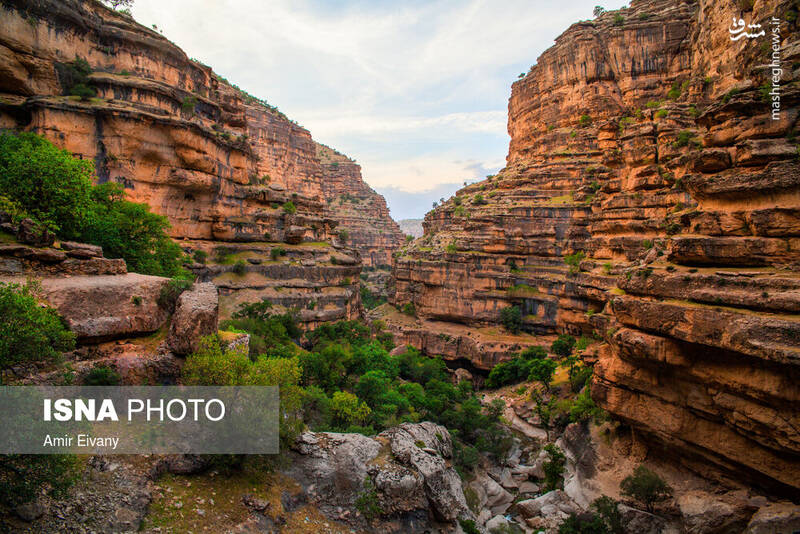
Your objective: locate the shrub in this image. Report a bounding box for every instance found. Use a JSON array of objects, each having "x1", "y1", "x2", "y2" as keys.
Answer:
[
  {"x1": 620, "y1": 465, "x2": 673, "y2": 512},
  {"x1": 459, "y1": 519, "x2": 481, "y2": 534},
  {"x1": 0, "y1": 131, "x2": 94, "y2": 238},
  {"x1": 543, "y1": 444, "x2": 566, "y2": 491},
  {"x1": 551, "y1": 334, "x2": 576, "y2": 356},
  {"x1": 181, "y1": 95, "x2": 197, "y2": 114},
  {"x1": 193, "y1": 249, "x2": 208, "y2": 264},
  {"x1": 70, "y1": 83, "x2": 97, "y2": 100},
  {"x1": 233, "y1": 259, "x2": 247, "y2": 276},
  {"x1": 613, "y1": 13, "x2": 624, "y2": 25},
  {"x1": 570, "y1": 387, "x2": 603, "y2": 423},
  {"x1": 645, "y1": 100, "x2": 661, "y2": 108},
  {"x1": 558, "y1": 513, "x2": 610, "y2": 534},
  {"x1": 0, "y1": 281, "x2": 75, "y2": 373},
  {"x1": 453, "y1": 196, "x2": 462, "y2": 206},
  {"x1": 473, "y1": 194, "x2": 486, "y2": 205},
  {"x1": 667, "y1": 79, "x2": 682, "y2": 99},
  {"x1": 338, "y1": 229, "x2": 349, "y2": 242},
  {"x1": 401, "y1": 302, "x2": 416, "y2": 317},
  {"x1": 500, "y1": 305, "x2": 522, "y2": 334},
  {"x1": 579, "y1": 114, "x2": 592, "y2": 126},
  {"x1": 83, "y1": 366, "x2": 121, "y2": 386},
  {"x1": 564, "y1": 251, "x2": 586, "y2": 275},
  {"x1": 654, "y1": 109, "x2": 668, "y2": 119},
  {"x1": 672, "y1": 130, "x2": 699, "y2": 148},
  {"x1": 446, "y1": 241, "x2": 458, "y2": 253},
  {"x1": 282, "y1": 201, "x2": 297, "y2": 214},
  {"x1": 157, "y1": 278, "x2": 193, "y2": 312},
  {"x1": 592, "y1": 496, "x2": 624, "y2": 534},
  {"x1": 0, "y1": 455, "x2": 80, "y2": 508},
  {"x1": 270, "y1": 247, "x2": 286, "y2": 260},
  {"x1": 355, "y1": 477, "x2": 383, "y2": 520}
]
